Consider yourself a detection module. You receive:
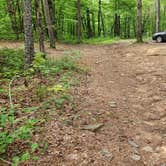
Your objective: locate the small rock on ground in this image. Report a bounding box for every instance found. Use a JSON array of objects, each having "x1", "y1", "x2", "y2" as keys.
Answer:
[
  {"x1": 81, "y1": 123, "x2": 104, "y2": 132},
  {"x1": 130, "y1": 154, "x2": 141, "y2": 161},
  {"x1": 128, "y1": 140, "x2": 140, "y2": 148},
  {"x1": 109, "y1": 101, "x2": 117, "y2": 108},
  {"x1": 101, "y1": 149, "x2": 113, "y2": 162},
  {"x1": 141, "y1": 146, "x2": 153, "y2": 153}
]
